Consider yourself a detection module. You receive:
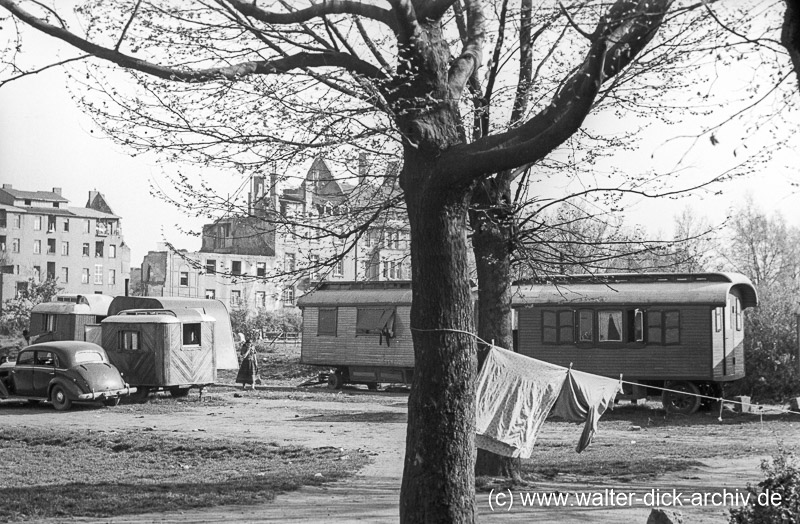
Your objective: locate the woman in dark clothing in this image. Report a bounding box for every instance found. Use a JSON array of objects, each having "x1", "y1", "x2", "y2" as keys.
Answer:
[{"x1": 236, "y1": 333, "x2": 260, "y2": 390}]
